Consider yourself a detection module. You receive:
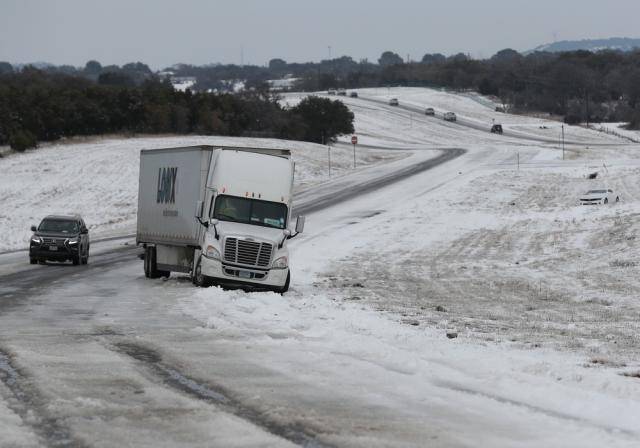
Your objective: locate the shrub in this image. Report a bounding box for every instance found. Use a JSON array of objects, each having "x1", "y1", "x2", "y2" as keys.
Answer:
[{"x1": 9, "y1": 130, "x2": 38, "y2": 152}]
